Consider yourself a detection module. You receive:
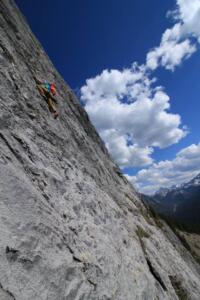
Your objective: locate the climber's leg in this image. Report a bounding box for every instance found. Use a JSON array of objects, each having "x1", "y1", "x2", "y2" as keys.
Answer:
[
  {"x1": 47, "y1": 97, "x2": 59, "y2": 119},
  {"x1": 36, "y1": 84, "x2": 45, "y2": 97}
]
